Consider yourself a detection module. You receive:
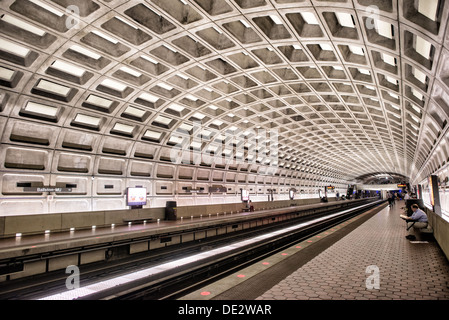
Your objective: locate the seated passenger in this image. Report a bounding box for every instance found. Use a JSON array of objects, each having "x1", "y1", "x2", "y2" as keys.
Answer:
[{"x1": 402, "y1": 204, "x2": 428, "y2": 240}]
